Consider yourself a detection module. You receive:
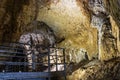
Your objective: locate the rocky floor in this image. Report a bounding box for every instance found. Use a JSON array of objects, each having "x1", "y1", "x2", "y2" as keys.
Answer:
[{"x1": 67, "y1": 57, "x2": 120, "y2": 80}]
